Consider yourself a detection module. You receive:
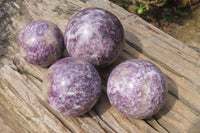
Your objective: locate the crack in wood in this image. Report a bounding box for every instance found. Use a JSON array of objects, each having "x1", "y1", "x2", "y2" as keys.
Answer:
[
  {"x1": 152, "y1": 116, "x2": 170, "y2": 133},
  {"x1": 144, "y1": 119, "x2": 160, "y2": 132},
  {"x1": 125, "y1": 39, "x2": 143, "y2": 54},
  {"x1": 87, "y1": 110, "x2": 116, "y2": 133},
  {"x1": 38, "y1": 100, "x2": 73, "y2": 133}
]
